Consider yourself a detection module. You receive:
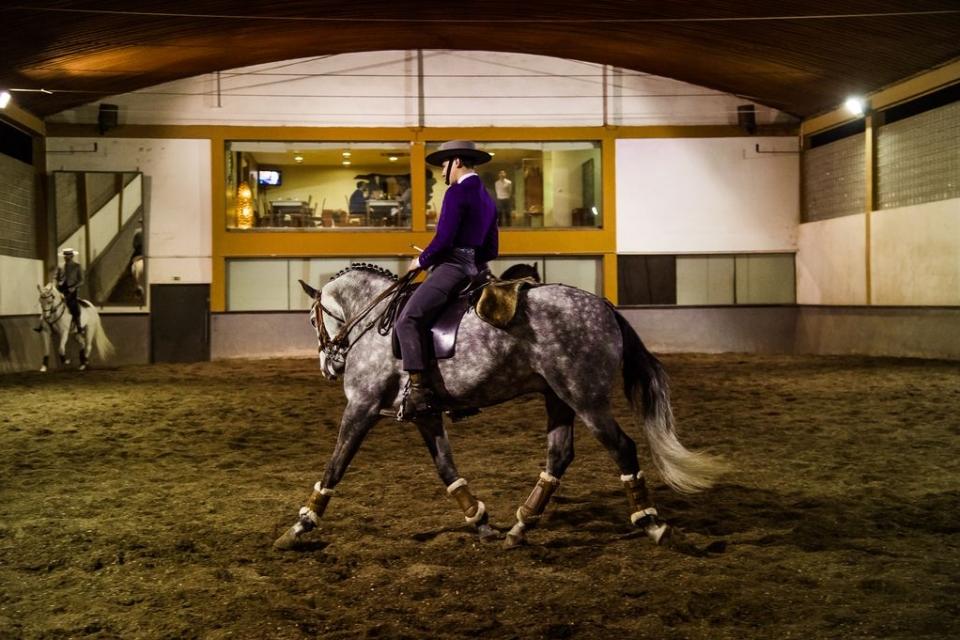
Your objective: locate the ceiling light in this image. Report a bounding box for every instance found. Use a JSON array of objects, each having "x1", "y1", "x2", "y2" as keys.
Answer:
[
  {"x1": 488, "y1": 152, "x2": 496, "y2": 157},
  {"x1": 388, "y1": 156, "x2": 398, "y2": 162},
  {"x1": 342, "y1": 160, "x2": 351, "y2": 166},
  {"x1": 844, "y1": 96, "x2": 866, "y2": 116},
  {"x1": 342, "y1": 151, "x2": 352, "y2": 158},
  {"x1": 0, "y1": 91, "x2": 11, "y2": 109},
  {"x1": 293, "y1": 155, "x2": 304, "y2": 163}
]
